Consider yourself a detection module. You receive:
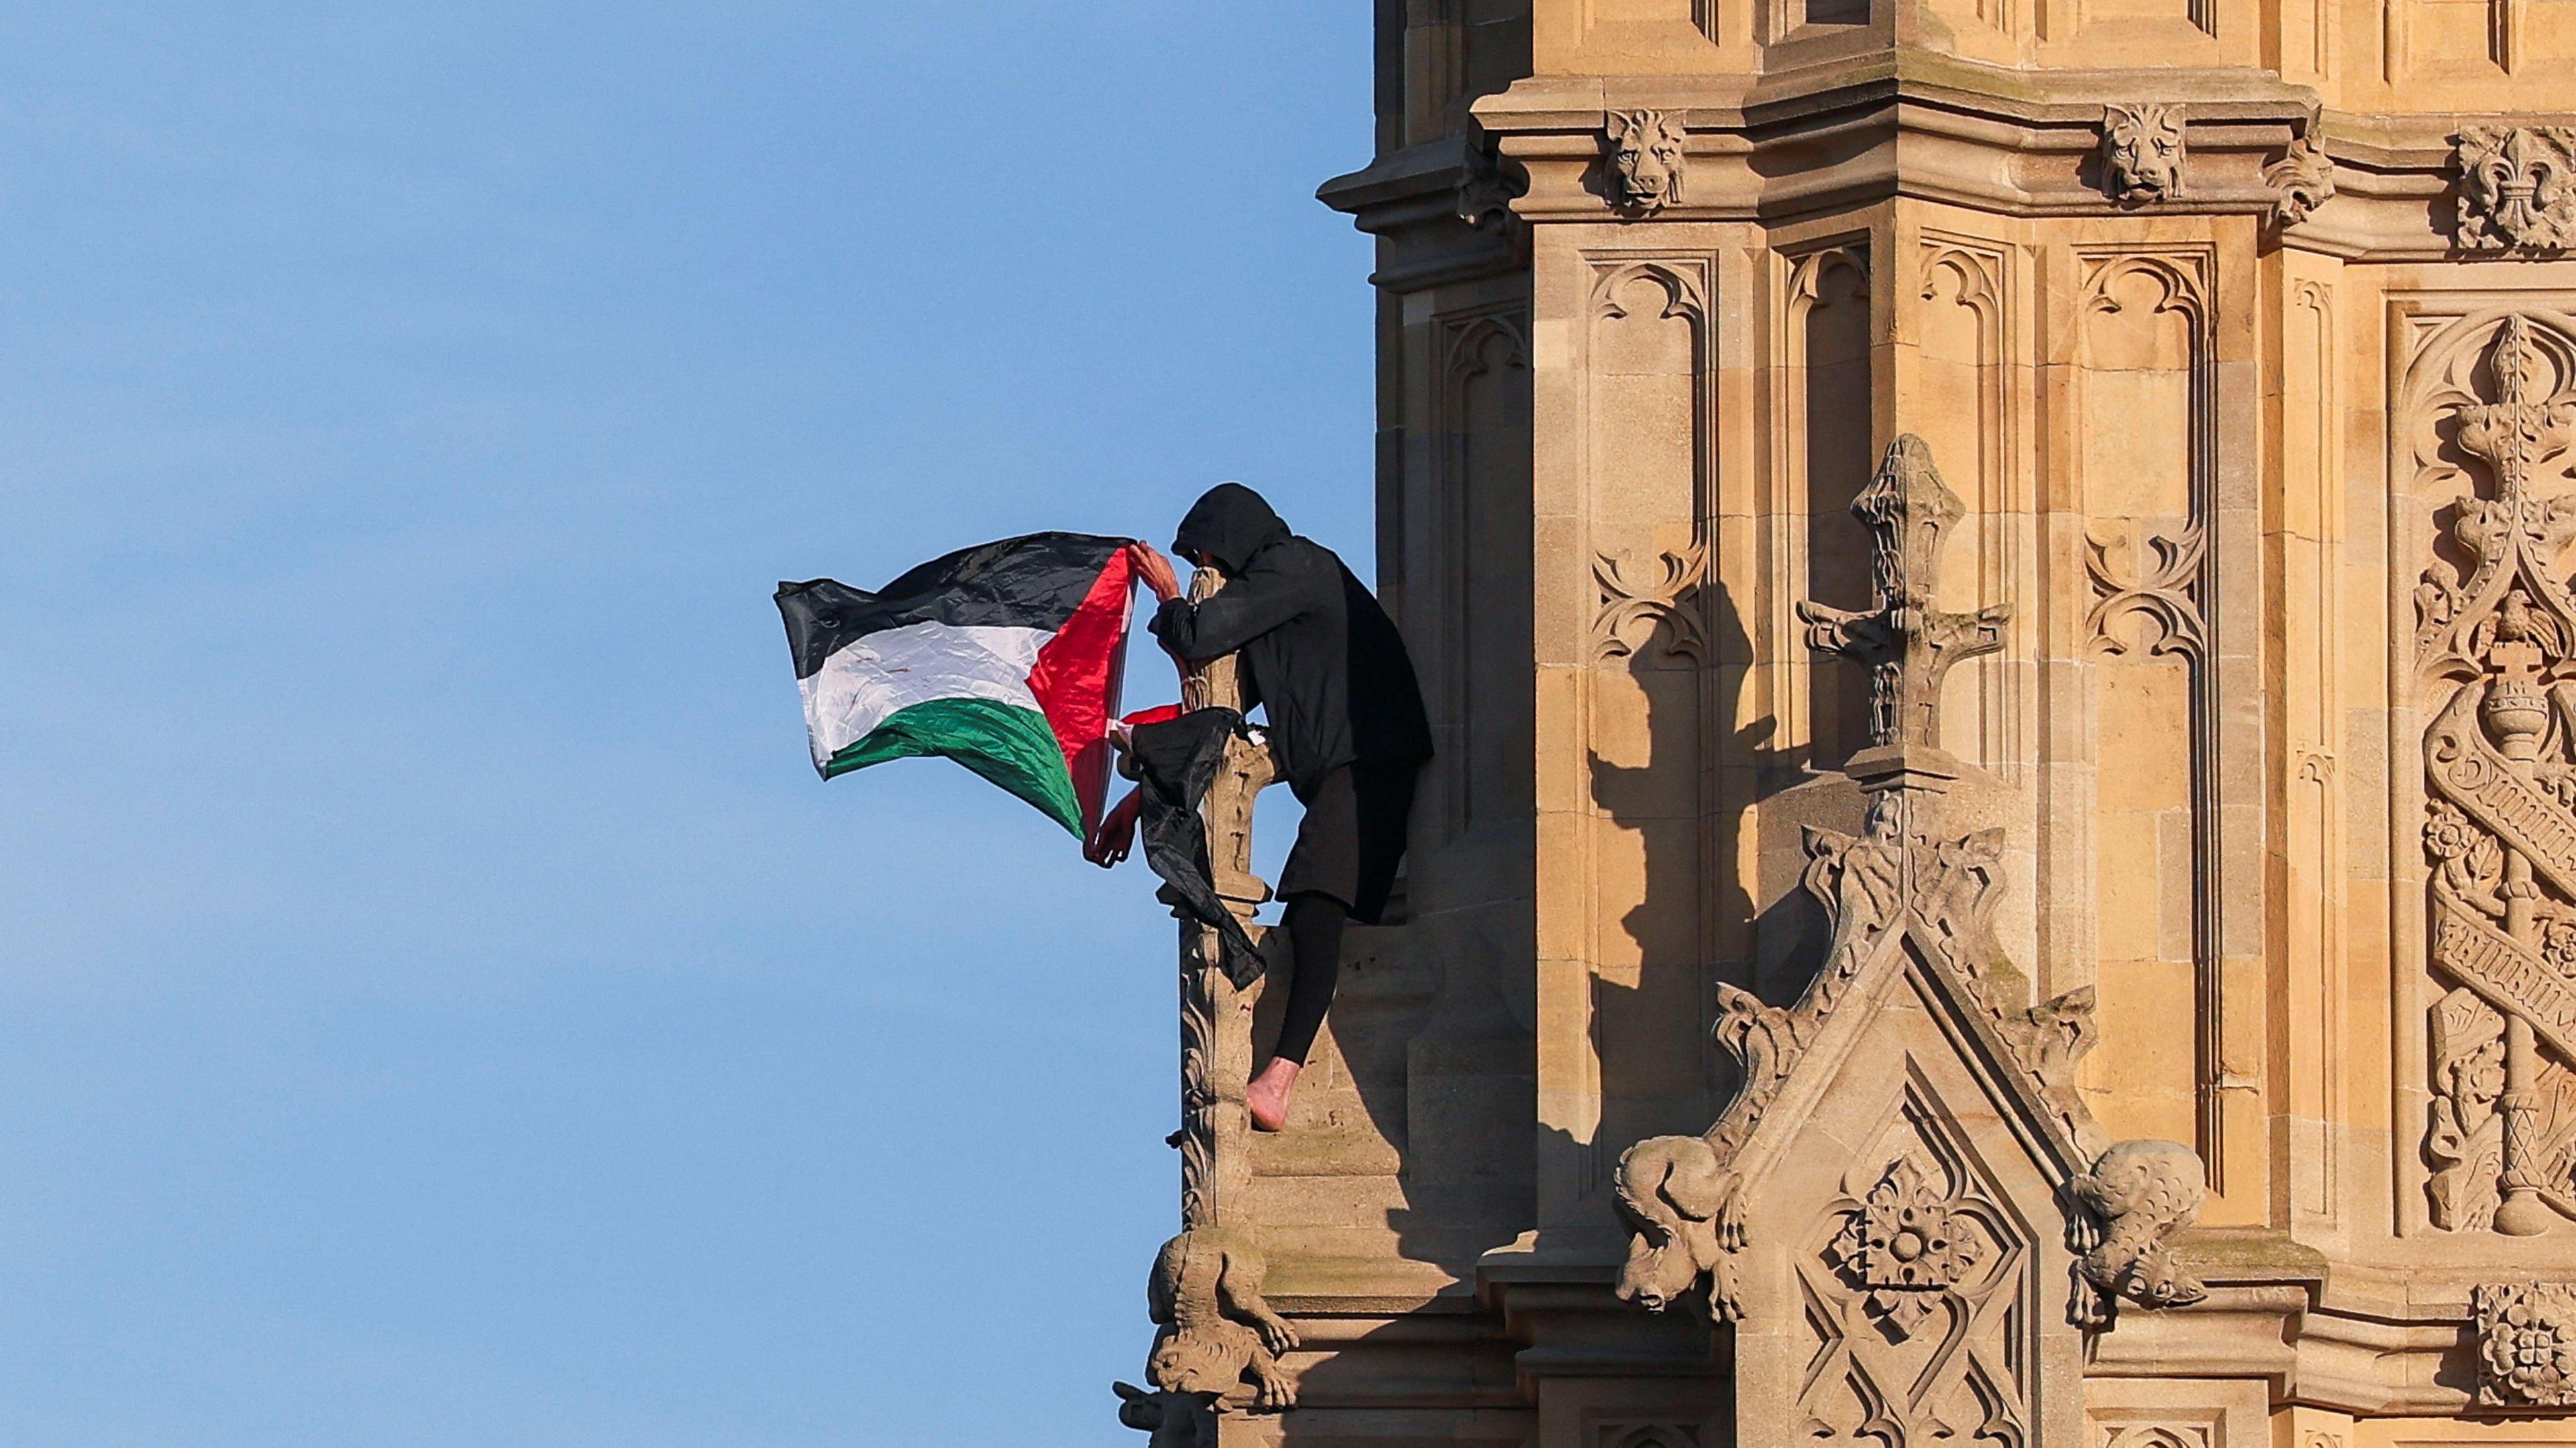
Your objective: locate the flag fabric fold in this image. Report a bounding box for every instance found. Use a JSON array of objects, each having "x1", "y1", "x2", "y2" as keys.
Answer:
[{"x1": 776, "y1": 532, "x2": 1134, "y2": 837}]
